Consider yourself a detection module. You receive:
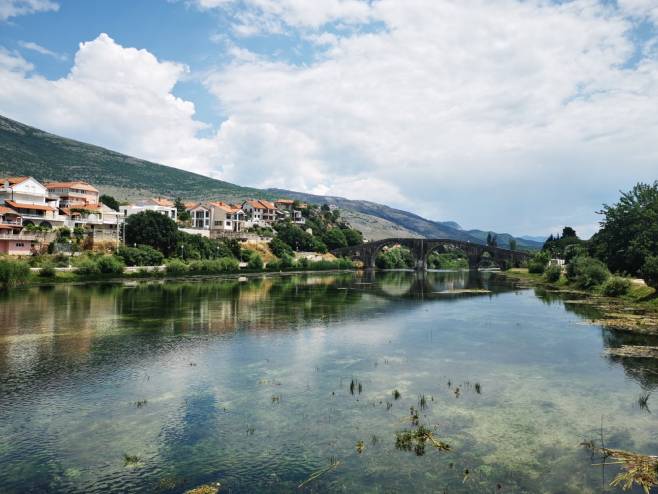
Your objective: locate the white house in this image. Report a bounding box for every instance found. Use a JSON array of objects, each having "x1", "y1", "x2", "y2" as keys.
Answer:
[
  {"x1": 0, "y1": 176, "x2": 66, "y2": 228},
  {"x1": 209, "y1": 202, "x2": 245, "y2": 237},
  {"x1": 242, "y1": 199, "x2": 277, "y2": 225},
  {"x1": 120, "y1": 198, "x2": 177, "y2": 221},
  {"x1": 185, "y1": 202, "x2": 211, "y2": 229}
]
